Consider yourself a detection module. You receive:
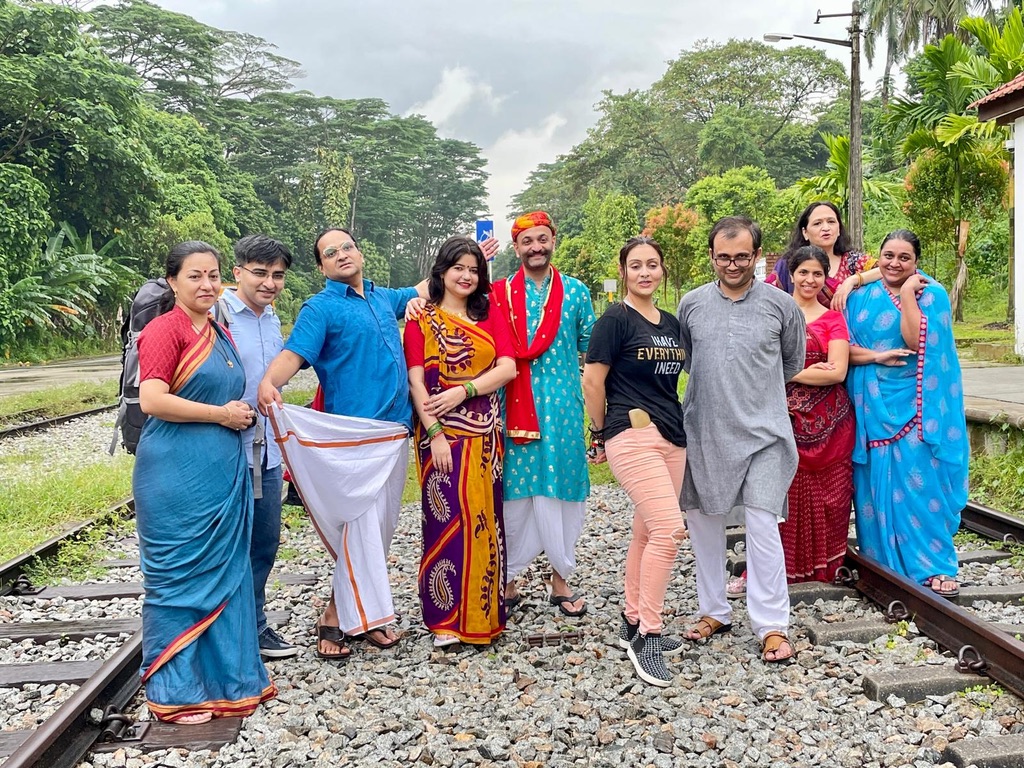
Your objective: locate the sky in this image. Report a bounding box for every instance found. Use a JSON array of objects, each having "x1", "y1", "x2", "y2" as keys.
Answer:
[{"x1": 156, "y1": 0, "x2": 884, "y2": 240}]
